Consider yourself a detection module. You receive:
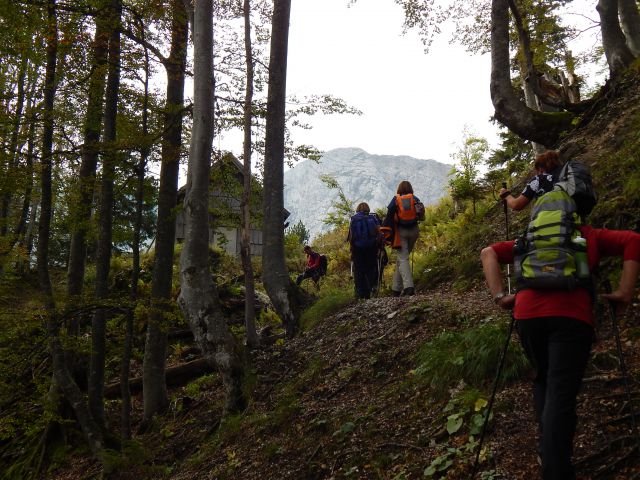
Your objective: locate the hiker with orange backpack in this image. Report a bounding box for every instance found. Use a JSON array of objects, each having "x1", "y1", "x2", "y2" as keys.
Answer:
[
  {"x1": 348, "y1": 202, "x2": 381, "y2": 299},
  {"x1": 382, "y1": 181, "x2": 425, "y2": 296}
]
